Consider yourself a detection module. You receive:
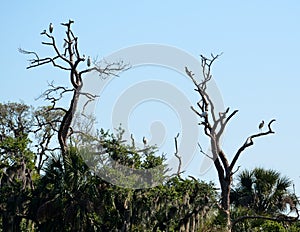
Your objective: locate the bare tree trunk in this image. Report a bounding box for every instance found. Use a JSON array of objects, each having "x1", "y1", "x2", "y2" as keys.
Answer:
[
  {"x1": 185, "y1": 54, "x2": 276, "y2": 232},
  {"x1": 222, "y1": 183, "x2": 232, "y2": 231},
  {"x1": 58, "y1": 86, "x2": 81, "y2": 155}
]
